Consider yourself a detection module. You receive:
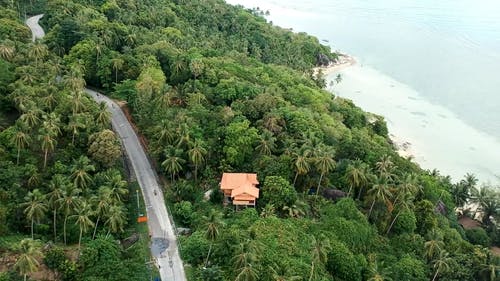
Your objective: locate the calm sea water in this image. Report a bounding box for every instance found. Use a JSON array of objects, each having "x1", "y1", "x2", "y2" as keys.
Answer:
[{"x1": 226, "y1": 0, "x2": 500, "y2": 183}]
